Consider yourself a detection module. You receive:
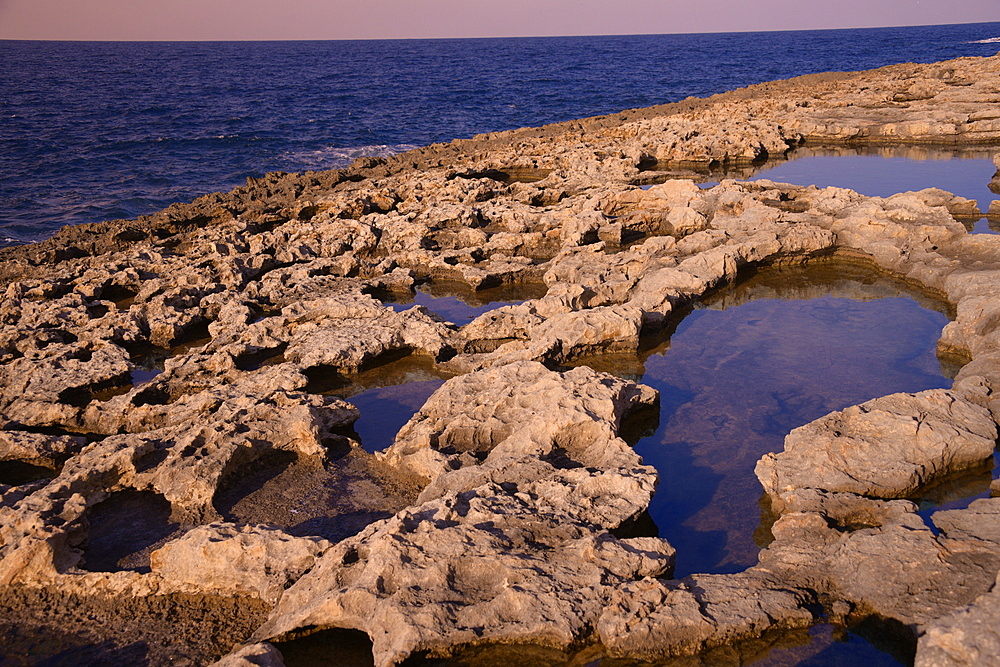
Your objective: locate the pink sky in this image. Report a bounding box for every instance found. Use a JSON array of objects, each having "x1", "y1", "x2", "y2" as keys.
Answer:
[{"x1": 0, "y1": 0, "x2": 997, "y2": 41}]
